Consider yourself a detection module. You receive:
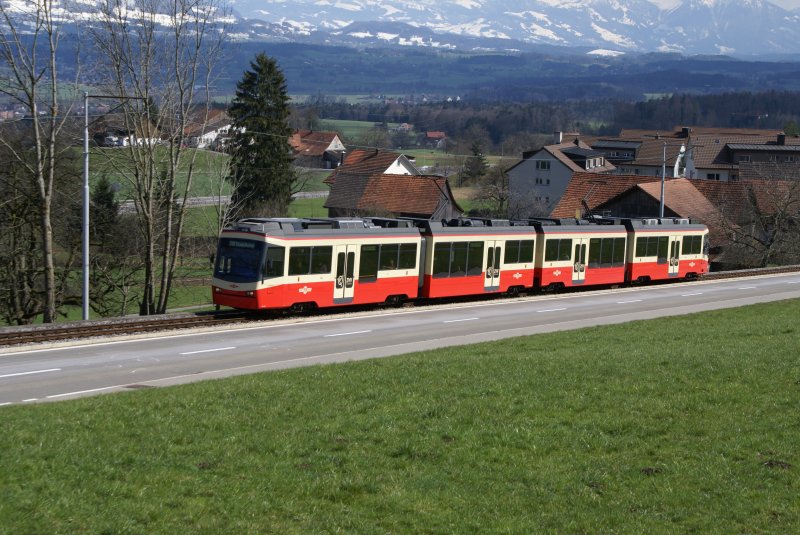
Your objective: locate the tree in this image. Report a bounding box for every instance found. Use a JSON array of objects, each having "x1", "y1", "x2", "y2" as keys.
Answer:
[
  {"x1": 228, "y1": 53, "x2": 295, "y2": 217},
  {"x1": 462, "y1": 141, "x2": 488, "y2": 185},
  {"x1": 88, "y1": 0, "x2": 228, "y2": 315},
  {"x1": 1, "y1": 0, "x2": 78, "y2": 322},
  {"x1": 474, "y1": 166, "x2": 510, "y2": 218}
]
